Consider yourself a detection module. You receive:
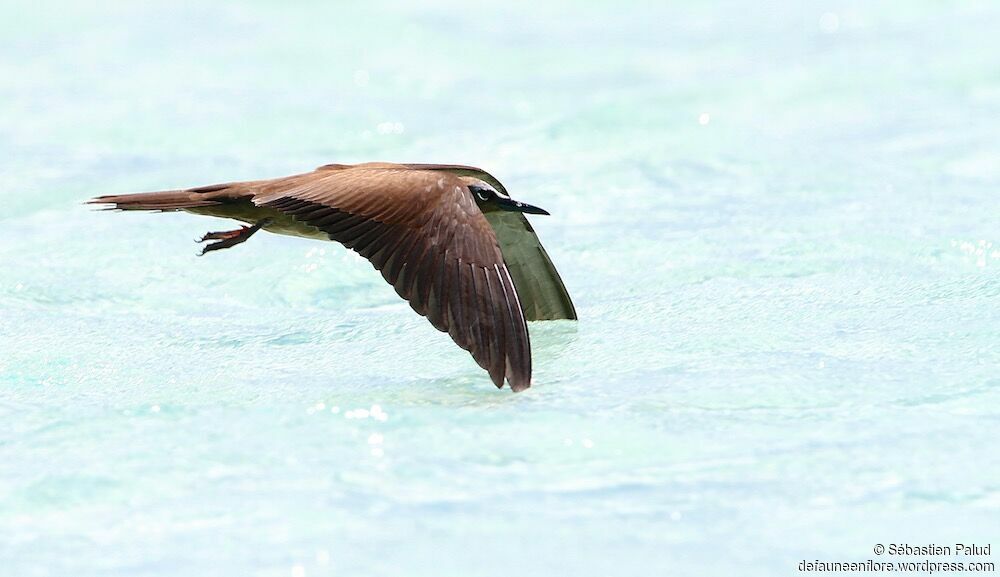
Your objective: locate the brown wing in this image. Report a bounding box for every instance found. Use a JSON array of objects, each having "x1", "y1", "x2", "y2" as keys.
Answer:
[
  {"x1": 404, "y1": 164, "x2": 577, "y2": 321},
  {"x1": 253, "y1": 165, "x2": 532, "y2": 391}
]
